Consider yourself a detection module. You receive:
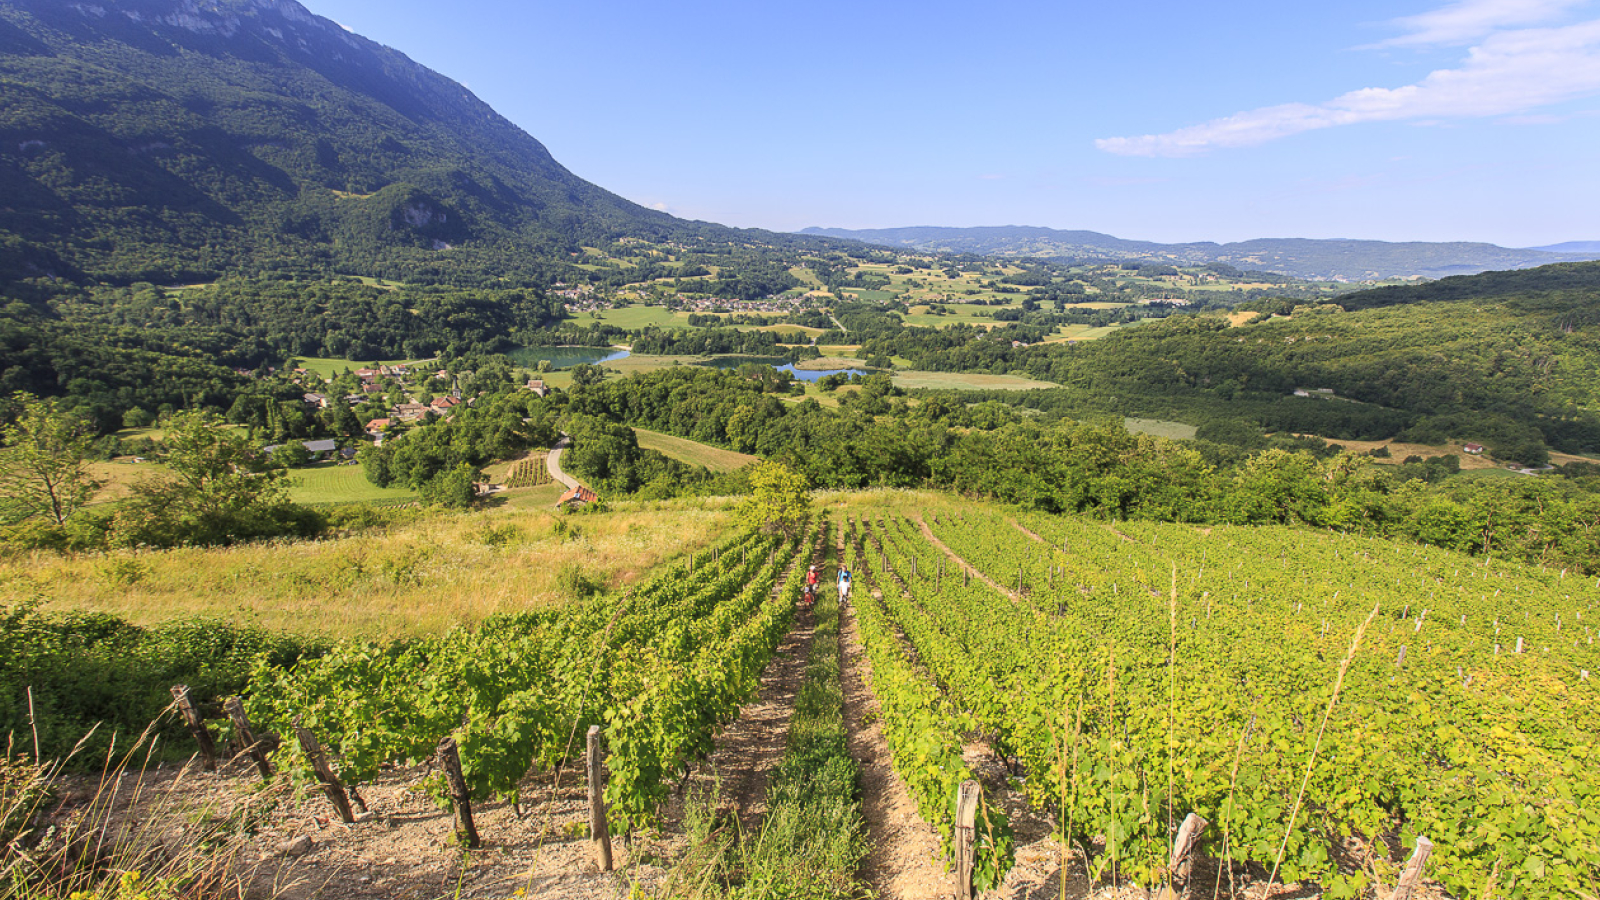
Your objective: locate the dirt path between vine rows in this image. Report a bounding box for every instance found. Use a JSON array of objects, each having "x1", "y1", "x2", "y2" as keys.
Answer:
[
  {"x1": 663, "y1": 577, "x2": 818, "y2": 835},
  {"x1": 1010, "y1": 518, "x2": 1047, "y2": 544},
  {"x1": 910, "y1": 512, "x2": 1022, "y2": 603},
  {"x1": 840, "y1": 589, "x2": 957, "y2": 900}
]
